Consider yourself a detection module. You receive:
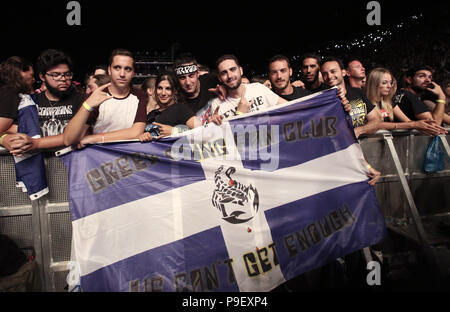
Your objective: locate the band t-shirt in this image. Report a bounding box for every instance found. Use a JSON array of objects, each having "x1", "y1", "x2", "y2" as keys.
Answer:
[
  {"x1": 87, "y1": 88, "x2": 147, "y2": 133},
  {"x1": 0, "y1": 86, "x2": 21, "y2": 124},
  {"x1": 277, "y1": 86, "x2": 311, "y2": 101},
  {"x1": 345, "y1": 85, "x2": 375, "y2": 128},
  {"x1": 36, "y1": 88, "x2": 85, "y2": 137},
  {"x1": 209, "y1": 83, "x2": 280, "y2": 120},
  {"x1": 392, "y1": 90, "x2": 429, "y2": 121}
]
